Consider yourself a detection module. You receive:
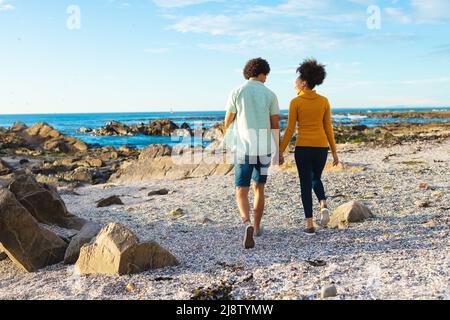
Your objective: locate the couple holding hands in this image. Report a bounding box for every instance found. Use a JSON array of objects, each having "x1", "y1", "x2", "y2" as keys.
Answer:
[{"x1": 224, "y1": 57, "x2": 339, "y2": 249}]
